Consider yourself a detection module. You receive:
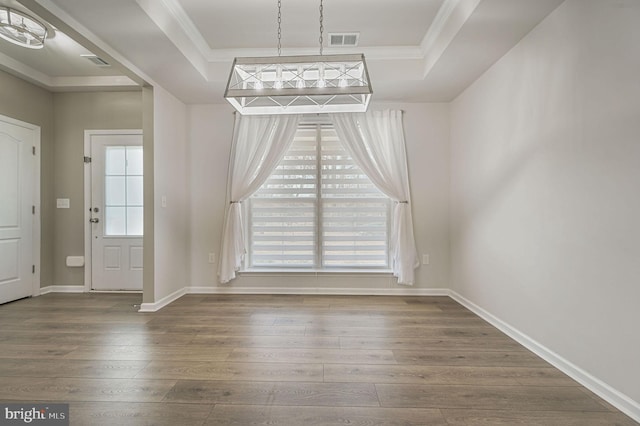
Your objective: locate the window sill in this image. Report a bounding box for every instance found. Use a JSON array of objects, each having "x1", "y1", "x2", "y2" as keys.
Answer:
[{"x1": 240, "y1": 268, "x2": 393, "y2": 276}]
